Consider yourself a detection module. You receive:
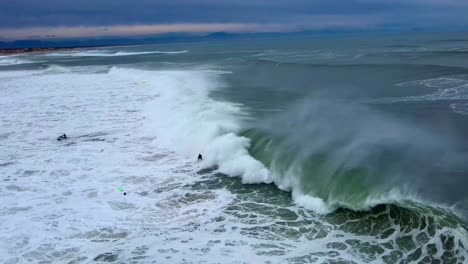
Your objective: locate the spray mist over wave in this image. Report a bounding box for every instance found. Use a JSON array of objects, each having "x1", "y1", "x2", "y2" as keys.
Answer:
[{"x1": 245, "y1": 99, "x2": 468, "y2": 214}]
